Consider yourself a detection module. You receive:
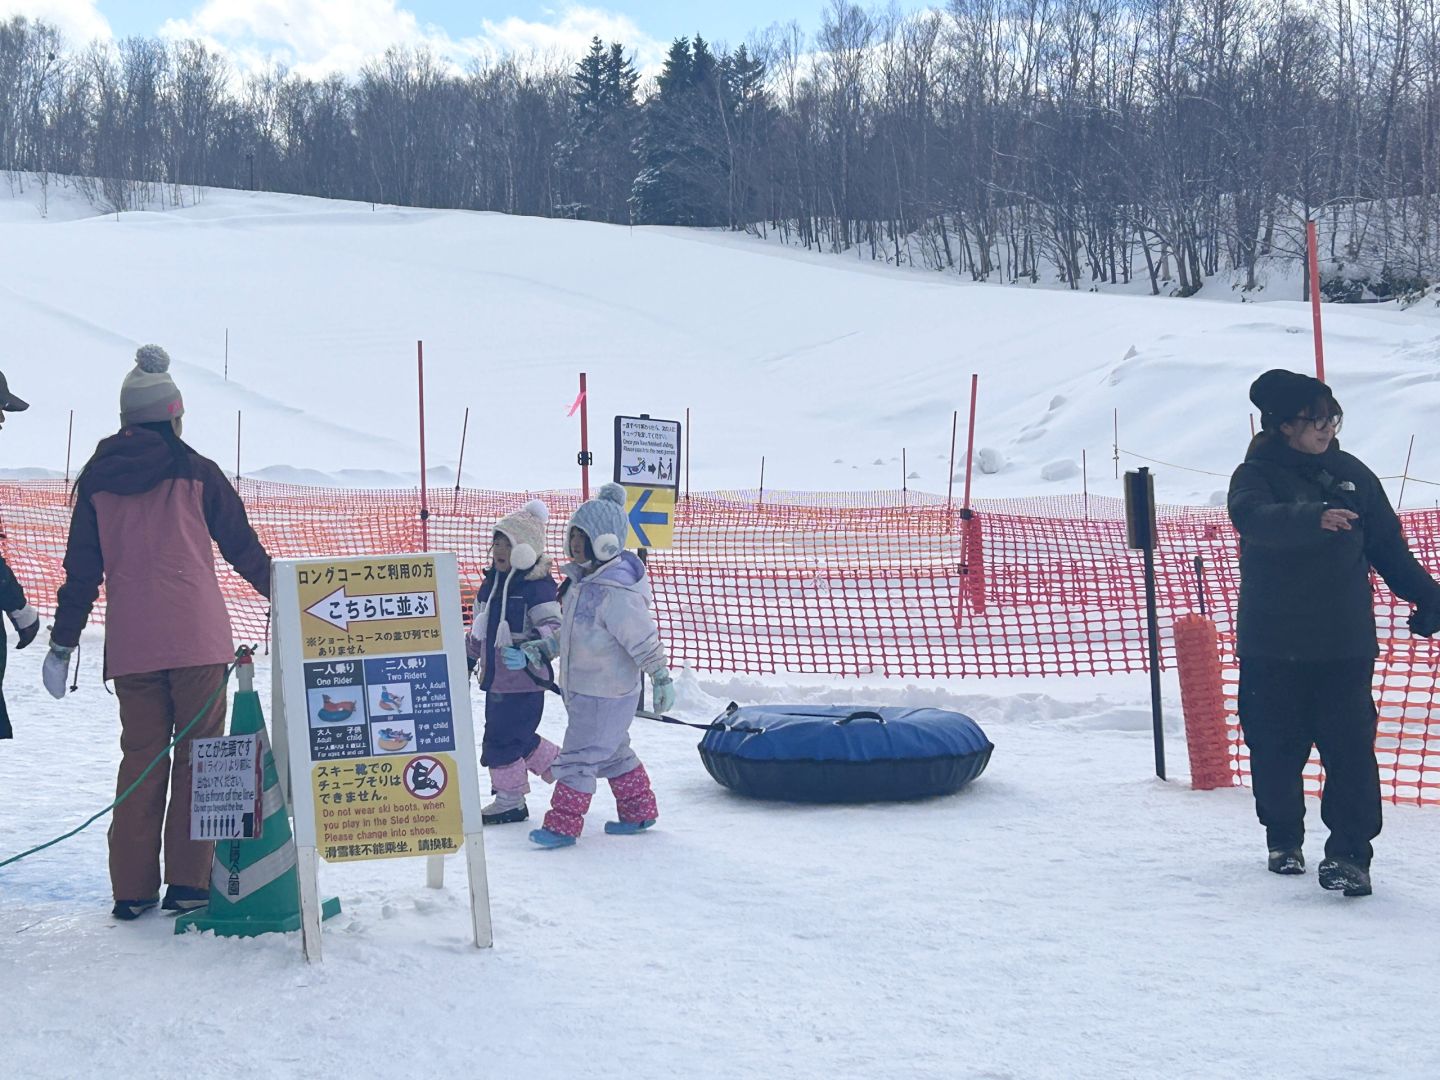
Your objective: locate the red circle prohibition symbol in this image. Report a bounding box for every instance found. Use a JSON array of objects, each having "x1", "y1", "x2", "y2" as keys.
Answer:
[{"x1": 403, "y1": 755, "x2": 448, "y2": 800}]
